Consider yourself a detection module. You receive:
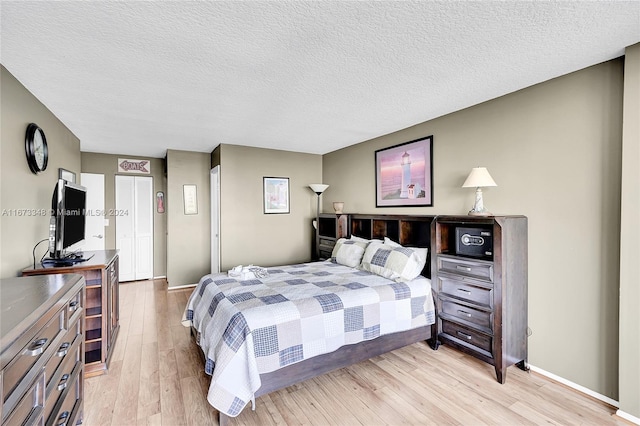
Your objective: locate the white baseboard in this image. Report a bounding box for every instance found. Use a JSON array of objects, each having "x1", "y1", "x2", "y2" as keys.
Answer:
[
  {"x1": 167, "y1": 283, "x2": 197, "y2": 290},
  {"x1": 153, "y1": 275, "x2": 167, "y2": 279},
  {"x1": 528, "y1": 364, "x2": 619, "y2": 408},
  {"x1": 616, "y1": 409, "x2": 640, "y2": 425}
]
